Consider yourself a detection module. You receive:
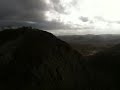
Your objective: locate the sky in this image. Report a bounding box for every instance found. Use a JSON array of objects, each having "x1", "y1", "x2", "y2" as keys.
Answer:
[{"x1": 0, "y1": 0, "x2": 120, "y2": 35}]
